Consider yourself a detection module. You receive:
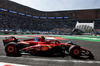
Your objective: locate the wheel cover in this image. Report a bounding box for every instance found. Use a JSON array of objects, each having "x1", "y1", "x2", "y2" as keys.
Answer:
[
  {"x1": 73, "y1": 49, "x2": 80, "y2": 55},
  {"x1": 7, "y1": 46, "x2": 14, "y2": 53}
]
